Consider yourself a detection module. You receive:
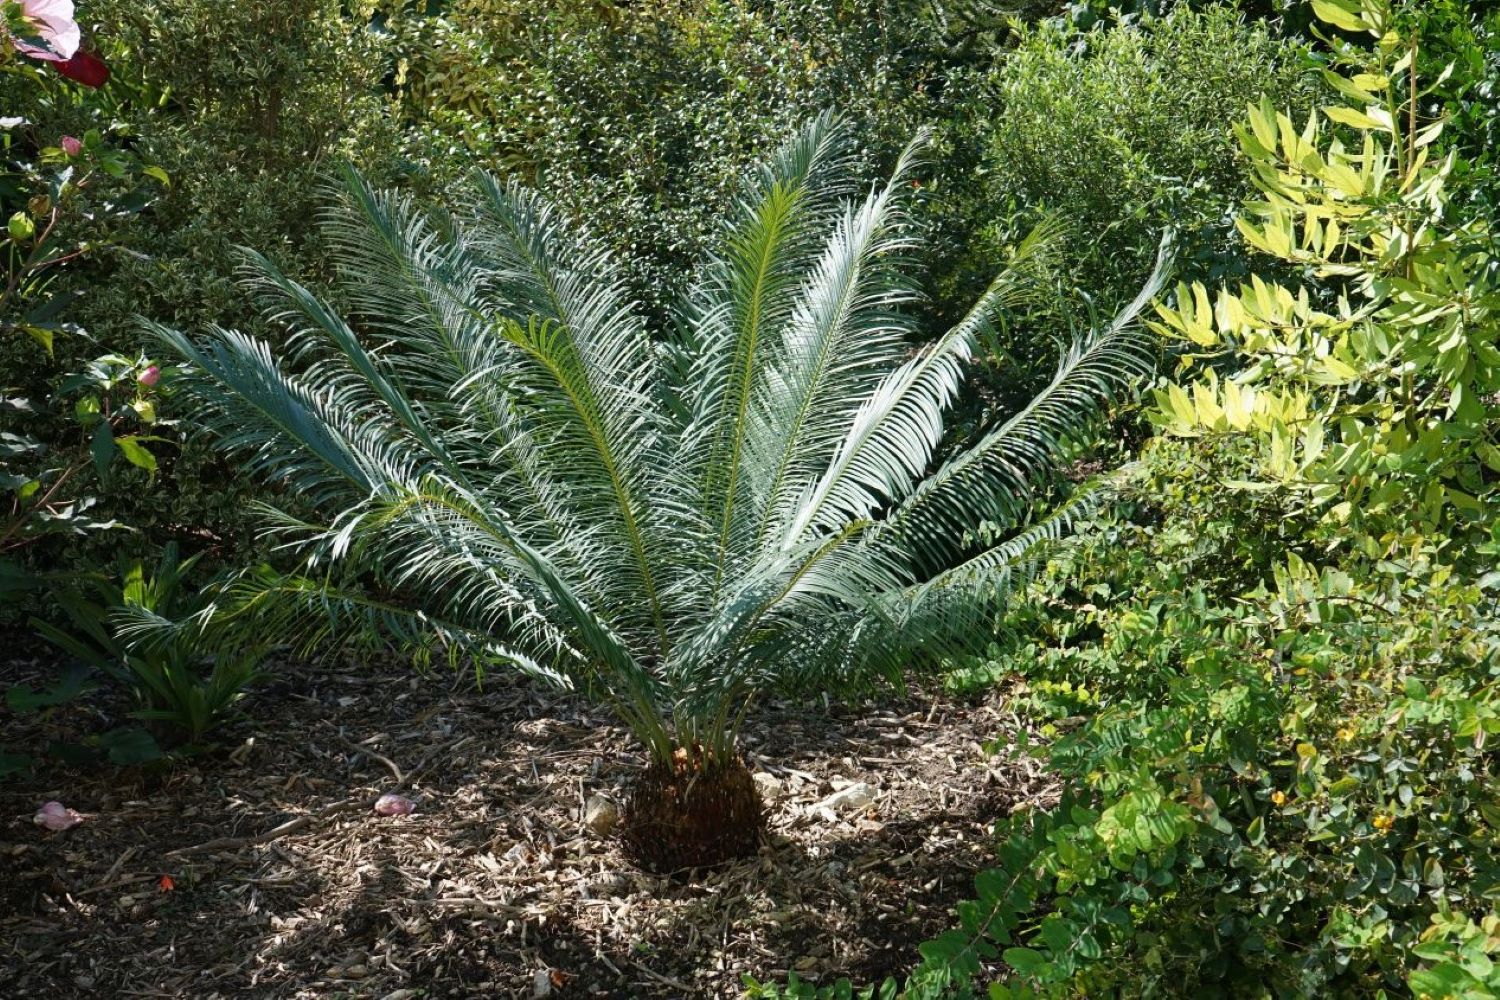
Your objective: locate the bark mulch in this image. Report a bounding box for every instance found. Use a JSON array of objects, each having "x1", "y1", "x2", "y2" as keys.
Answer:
[{"x1": 1, "y1": 654, "x2": 1058, "y2": 998}]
